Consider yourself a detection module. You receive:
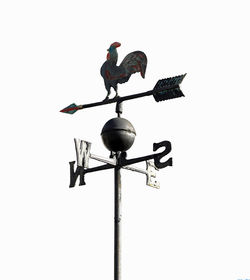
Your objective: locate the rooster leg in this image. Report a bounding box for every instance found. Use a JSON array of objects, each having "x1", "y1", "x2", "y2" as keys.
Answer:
[
  {"x1": 114, "y1": 85, "x2": 119, "y2": 98},
  {"x1": 103, "y1": 89, "x2": 111, "y2": 101}
]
